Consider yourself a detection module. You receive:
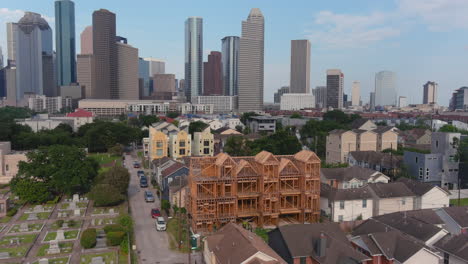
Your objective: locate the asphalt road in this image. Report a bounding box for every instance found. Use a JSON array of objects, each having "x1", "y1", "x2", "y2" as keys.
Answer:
[{"x1": 125, "y1": 154, "x2": 187, "y2": 264}]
